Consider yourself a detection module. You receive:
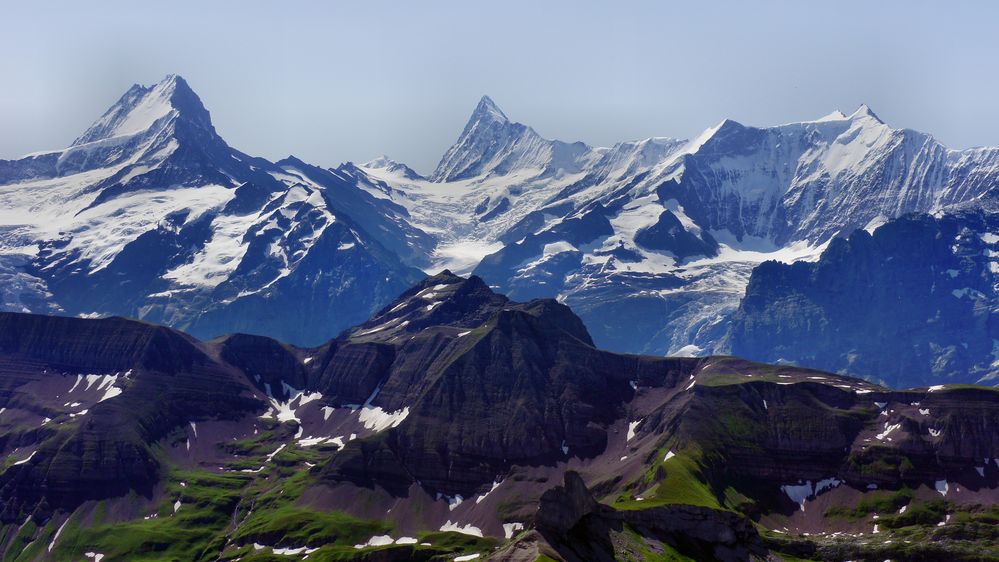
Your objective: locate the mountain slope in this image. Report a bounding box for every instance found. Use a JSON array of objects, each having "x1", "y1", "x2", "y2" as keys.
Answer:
[
  {"x1": 7, "y1": 83, "x2": 999, "y2": 378},
  {"x1": 430, "y1": 96, "x2": 594, "y2": 183},
  {"x1": 4, "y1": 276, "x2": 999, "y2": 561},
  {"x1": 729, "y1": 210, "x2": 999, "y2": 387},
  {"x1": 0, "y1": 75, "x2": 427, "y2": 345}
]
